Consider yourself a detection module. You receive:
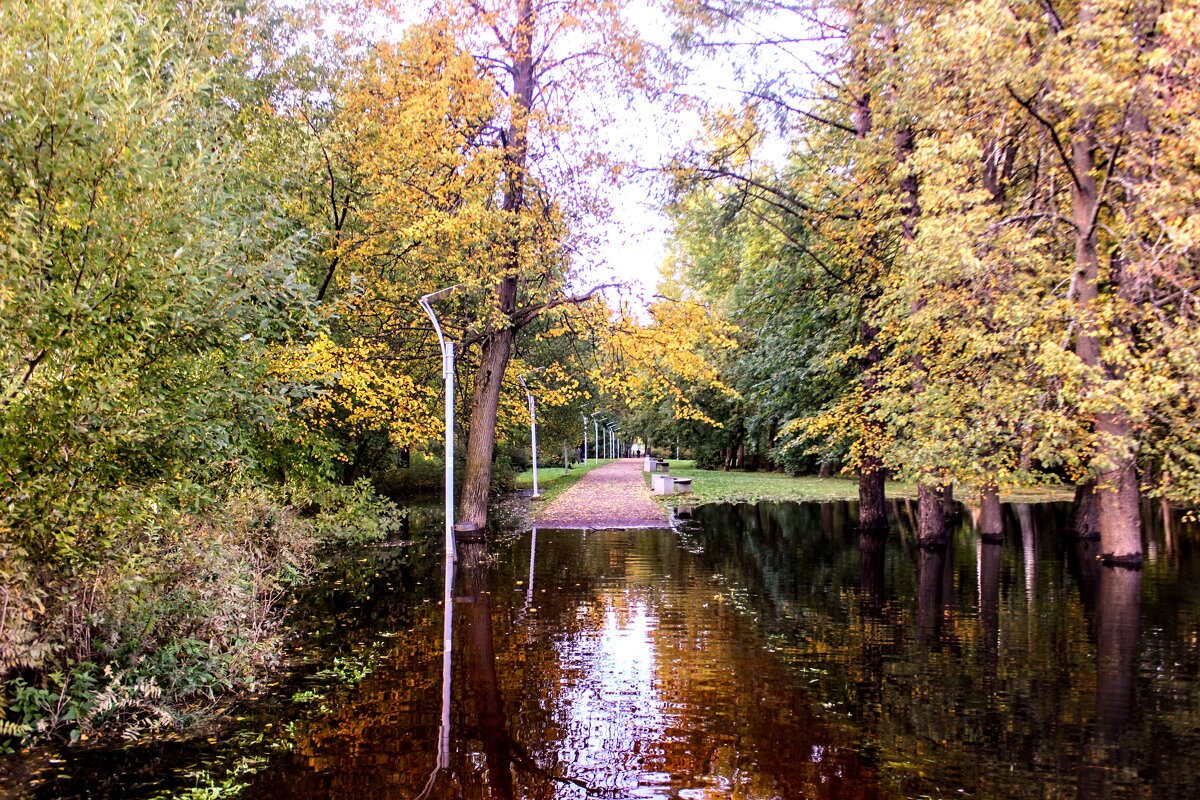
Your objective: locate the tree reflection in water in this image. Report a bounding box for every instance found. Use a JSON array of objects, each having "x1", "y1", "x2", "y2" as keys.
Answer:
[{"x1": 40, "y1": 500, "x2": 1198, "y2": 800}]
